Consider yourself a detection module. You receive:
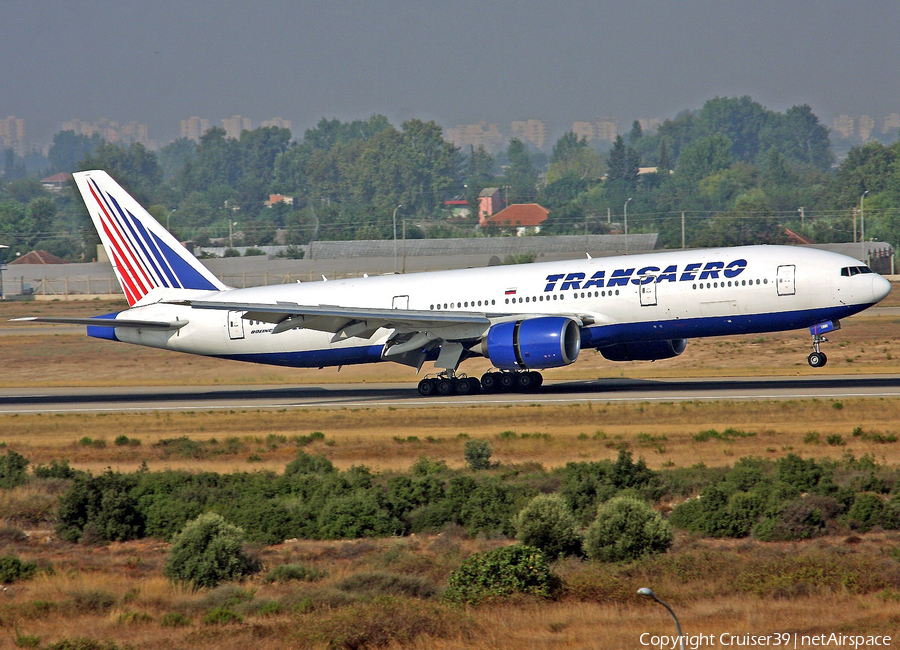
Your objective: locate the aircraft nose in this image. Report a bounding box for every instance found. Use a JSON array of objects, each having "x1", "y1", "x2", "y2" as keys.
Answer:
[{"x1": 872, "y1": 274, "x2": 892, "y2": 303}]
